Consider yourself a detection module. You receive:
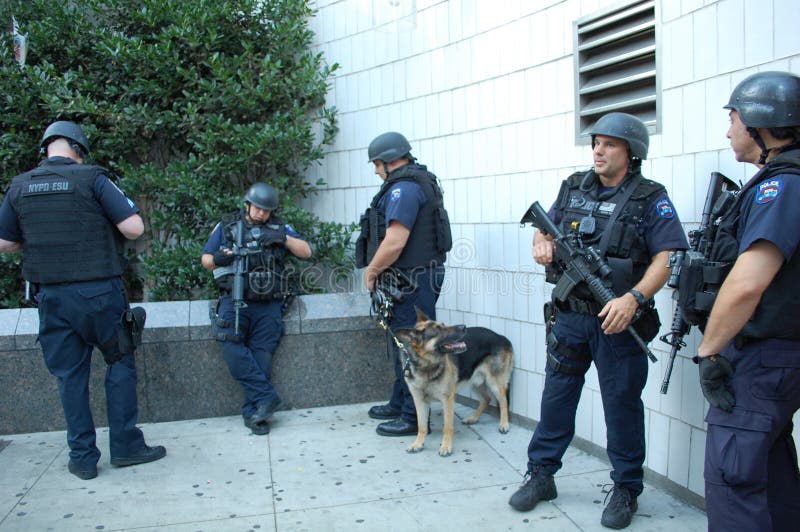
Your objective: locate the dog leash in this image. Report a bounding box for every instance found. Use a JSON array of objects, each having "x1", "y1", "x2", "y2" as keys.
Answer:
[{"x1": 370, "y1": 287, "x2": 414, "y2": 378}]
